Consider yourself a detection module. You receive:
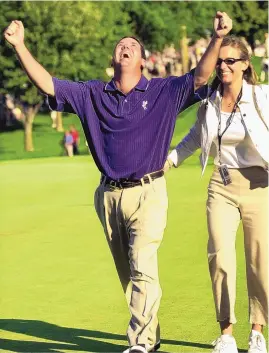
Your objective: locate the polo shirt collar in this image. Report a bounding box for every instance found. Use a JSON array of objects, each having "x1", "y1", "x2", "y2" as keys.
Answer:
[
  {"x1": 135, "y1": 75, "x2": 149, "y2": 91},
  {"x1": 104, "y1": 79, "x2": 117, "y2": 92},
  {"x1": 104, "y1": 75, "x2": 149, "y2": 92}
]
